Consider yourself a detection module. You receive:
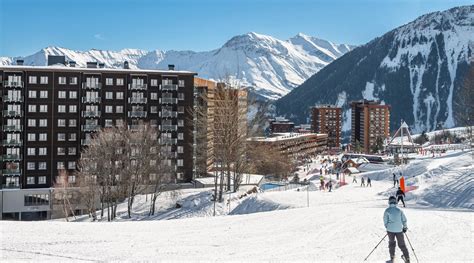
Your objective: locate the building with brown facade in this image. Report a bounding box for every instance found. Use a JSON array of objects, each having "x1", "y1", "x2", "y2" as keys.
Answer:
[
  {"x1": 269, "y1": 117, "x2": 294, "y2": 133},
  {"x1": 1, "y1": 57, "x2": 196, "y2": 191},
  {"x1": 311, "y1": 105, "x2": 342, "y2": 149},
  {"x1": 350, "y1": 100, "x2": 390, "y2": 153}
]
